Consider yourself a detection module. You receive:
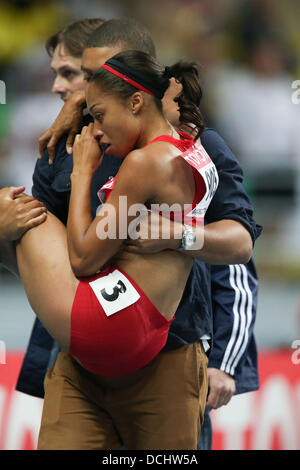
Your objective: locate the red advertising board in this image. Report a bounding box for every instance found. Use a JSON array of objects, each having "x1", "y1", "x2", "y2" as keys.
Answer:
[
  {"x1": 0, "y1": 352, "x2": 43, "y2": 450},
  {"x1": 0, "y1": 349, "x2": 299, "y2": 450},
  {"x1": 211, "y1": 348, "x2": 300, "y2": 450}
]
